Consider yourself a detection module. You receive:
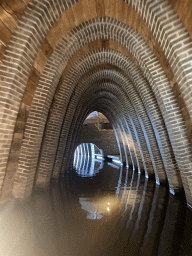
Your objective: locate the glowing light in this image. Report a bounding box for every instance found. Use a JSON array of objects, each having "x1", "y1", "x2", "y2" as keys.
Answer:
[
  {"x1": 107, "y1": 202, "x2": 110, "y2": 205},
  {"x1": 107, "y1": 207, "x2": 110, "y2": 212}
]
